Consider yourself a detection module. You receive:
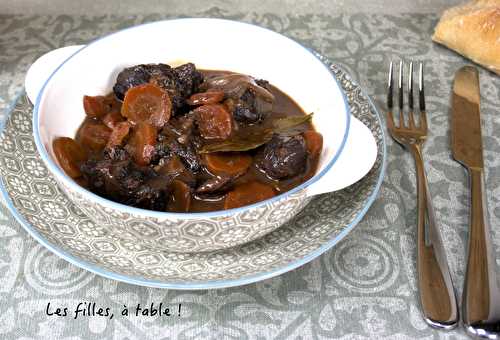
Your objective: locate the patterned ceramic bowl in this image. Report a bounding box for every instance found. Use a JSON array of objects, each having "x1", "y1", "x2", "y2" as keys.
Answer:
[{"x1": 31, "y1": 19, "x2": 377, "y2": 253}]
